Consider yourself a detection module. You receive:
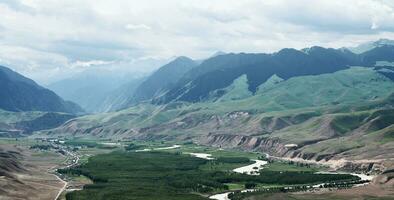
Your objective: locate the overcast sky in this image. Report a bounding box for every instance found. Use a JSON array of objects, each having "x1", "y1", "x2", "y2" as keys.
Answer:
[{"x1": 1, "y1": 0, "x2": 394, "y2": 84}]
